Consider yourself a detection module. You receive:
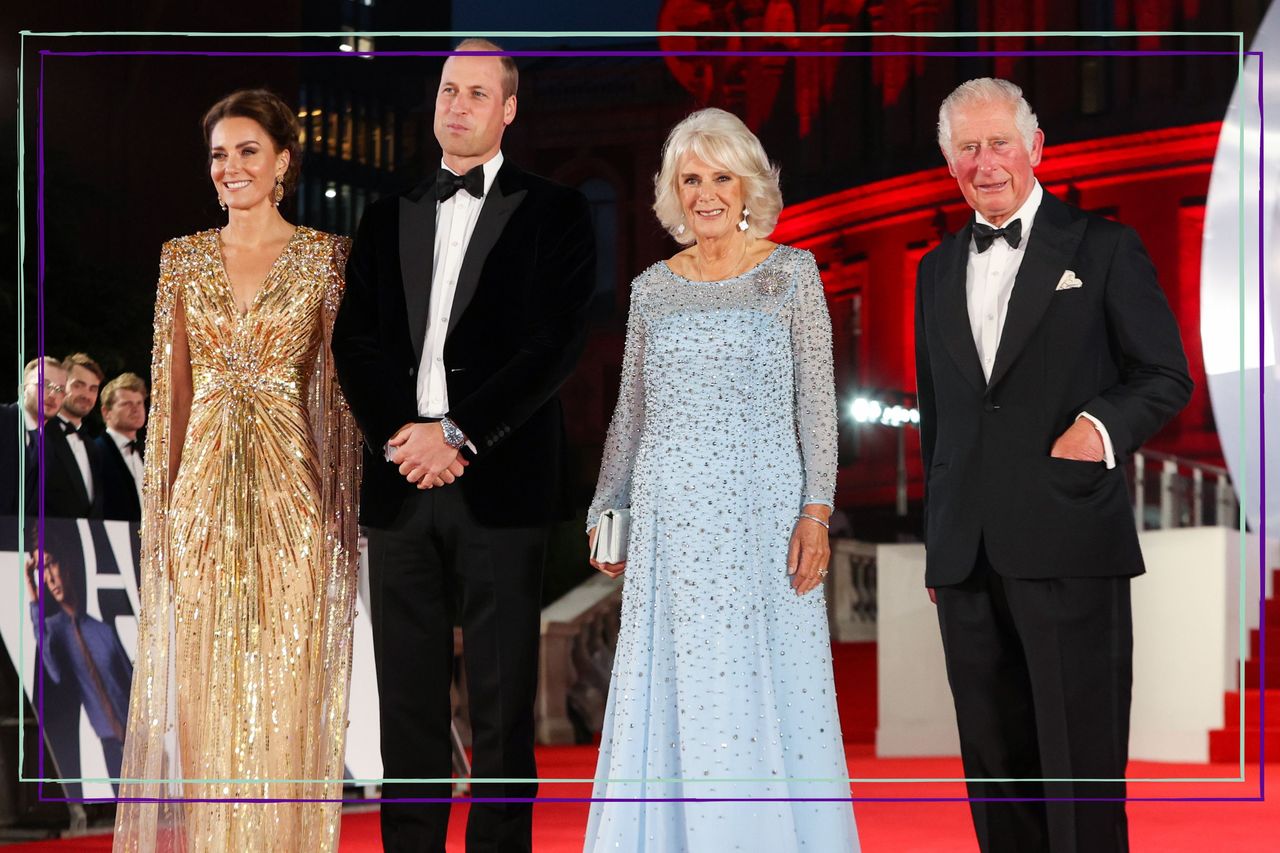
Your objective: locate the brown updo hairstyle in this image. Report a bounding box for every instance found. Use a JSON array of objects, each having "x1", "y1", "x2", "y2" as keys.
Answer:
[{"x1": 201, "y1": 89, "x2": 303, "y2": 198}]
